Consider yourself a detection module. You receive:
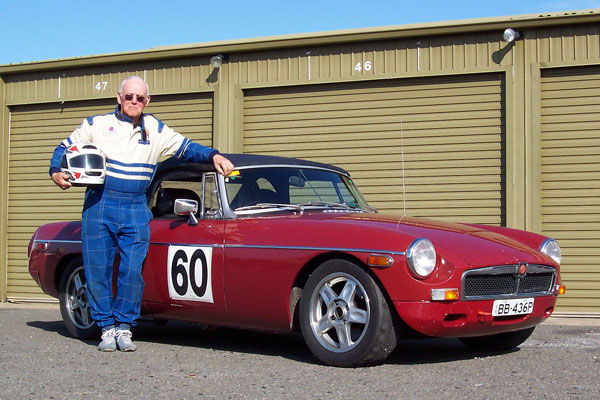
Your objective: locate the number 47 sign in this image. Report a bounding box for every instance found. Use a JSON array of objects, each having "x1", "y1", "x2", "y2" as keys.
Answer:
[{"x1": 167, "y1": 246, "x2": 214, "y2": 303}]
